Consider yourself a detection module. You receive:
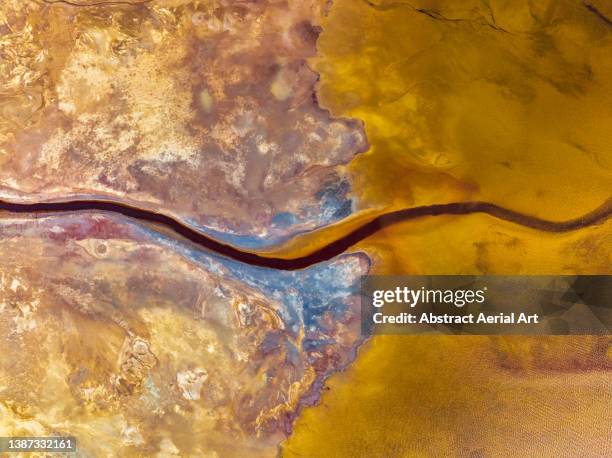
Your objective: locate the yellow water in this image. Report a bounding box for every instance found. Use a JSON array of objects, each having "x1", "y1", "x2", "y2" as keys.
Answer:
[{"x1": 282, "y1": 0, "x2": 612, "y2": 455}]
